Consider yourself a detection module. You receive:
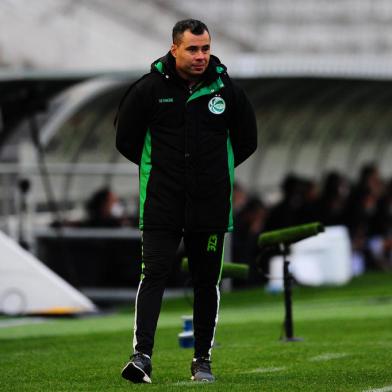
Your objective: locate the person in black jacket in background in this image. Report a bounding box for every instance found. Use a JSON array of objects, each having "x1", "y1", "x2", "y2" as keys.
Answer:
[{"x1": 116, "y1": 19, "x2": 257, "y2": 384}]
